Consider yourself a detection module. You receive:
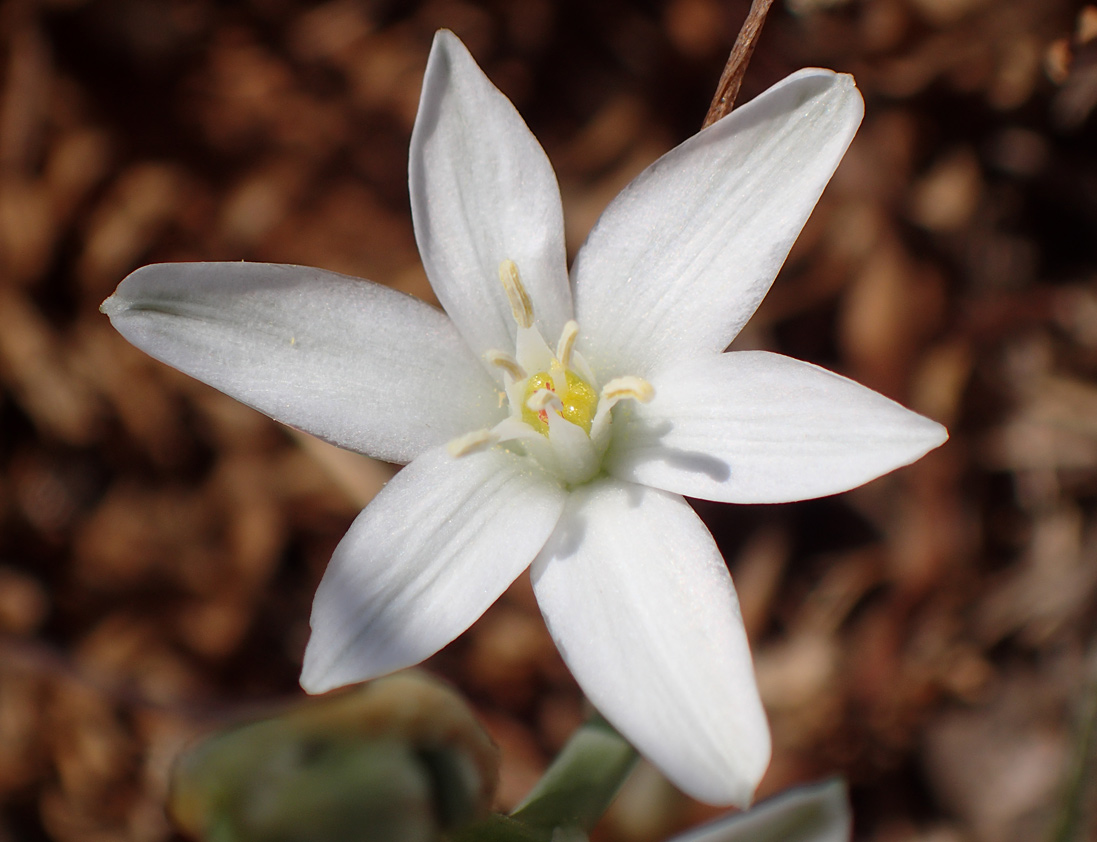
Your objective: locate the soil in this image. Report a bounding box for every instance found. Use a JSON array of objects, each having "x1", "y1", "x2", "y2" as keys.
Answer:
[{"x1": 1, "y1": 1, "x2": 1096, "y2": 840}]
